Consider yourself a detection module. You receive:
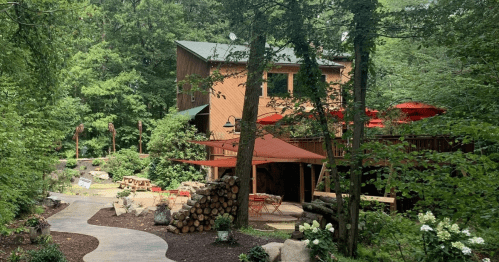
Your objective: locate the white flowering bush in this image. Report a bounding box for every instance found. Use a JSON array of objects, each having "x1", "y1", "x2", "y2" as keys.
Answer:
[
  {"x1": 418, "y1": 211, "x2": 489, "y2": 262},
  {"x1": 299, "y1": 221, "x2": 338, "y2": 262}
]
